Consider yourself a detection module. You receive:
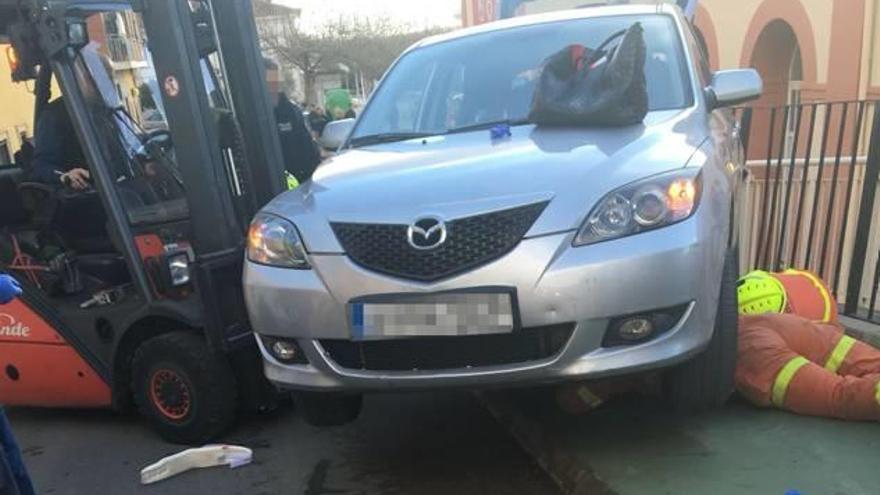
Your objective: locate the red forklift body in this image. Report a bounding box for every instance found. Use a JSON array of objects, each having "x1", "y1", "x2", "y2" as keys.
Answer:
[{"x1": 0, "y1": 299, "x2": 110, "y2": 407}]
